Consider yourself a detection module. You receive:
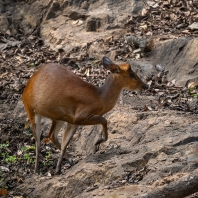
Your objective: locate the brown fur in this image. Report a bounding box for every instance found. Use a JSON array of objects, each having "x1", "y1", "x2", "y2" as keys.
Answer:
[{"x1": 22, "y1": 57, "x2": 147, "y2": 174}]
